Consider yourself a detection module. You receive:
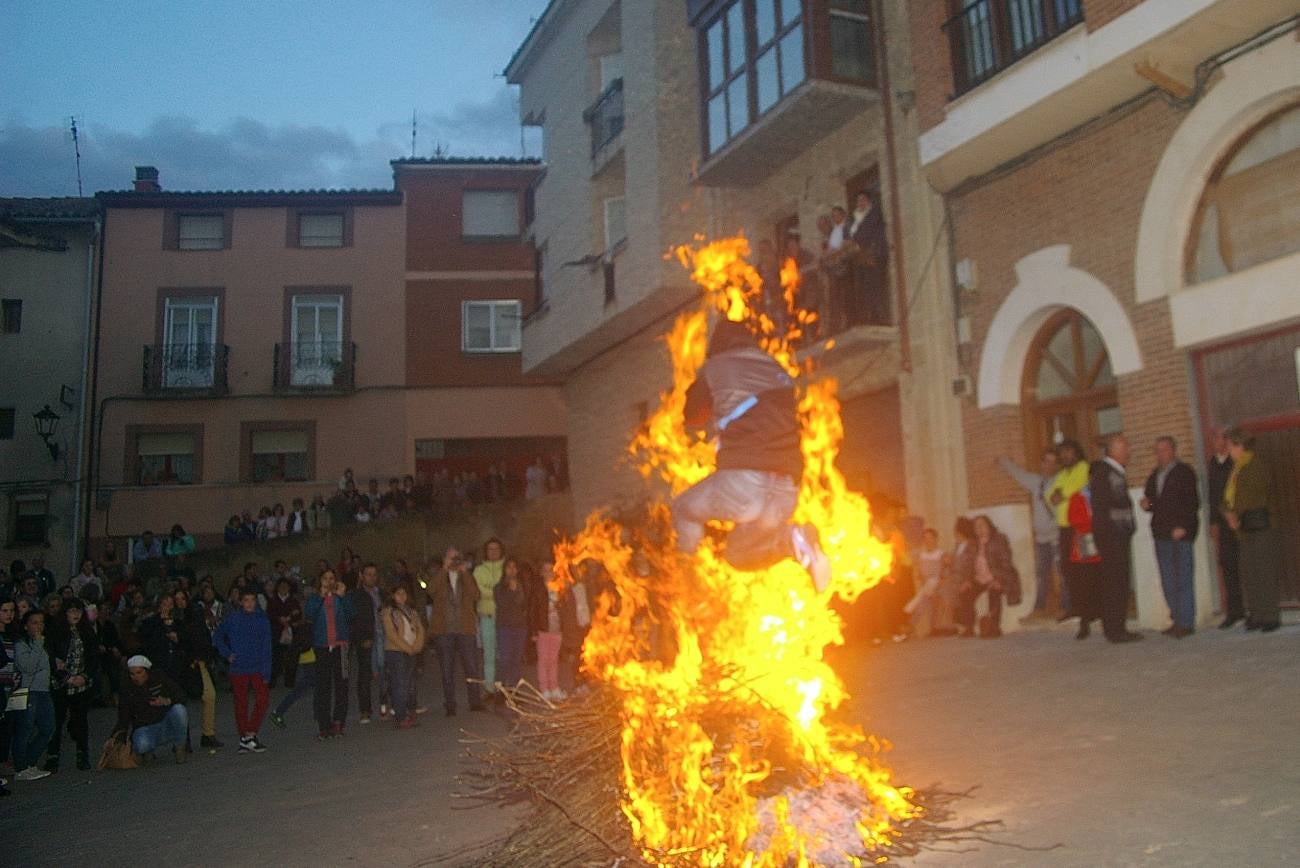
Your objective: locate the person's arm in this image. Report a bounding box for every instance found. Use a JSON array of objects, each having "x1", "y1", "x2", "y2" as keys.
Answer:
[
  {"x1": 683, "y1": 377, "x2": 713, "y2": 430},
  {"x1": 996, "y1": 457, "x2": 1039, "y2": 494},
  {"x1": 212, "y1": 617, "x2": 233, "y2": 661}
]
